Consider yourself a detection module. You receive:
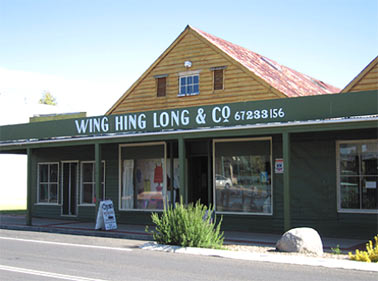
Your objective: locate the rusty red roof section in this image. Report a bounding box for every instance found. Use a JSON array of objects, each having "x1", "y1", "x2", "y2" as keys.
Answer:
[{"x1": 191, "y1": 26, "x2": 340, "y2": 97}]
